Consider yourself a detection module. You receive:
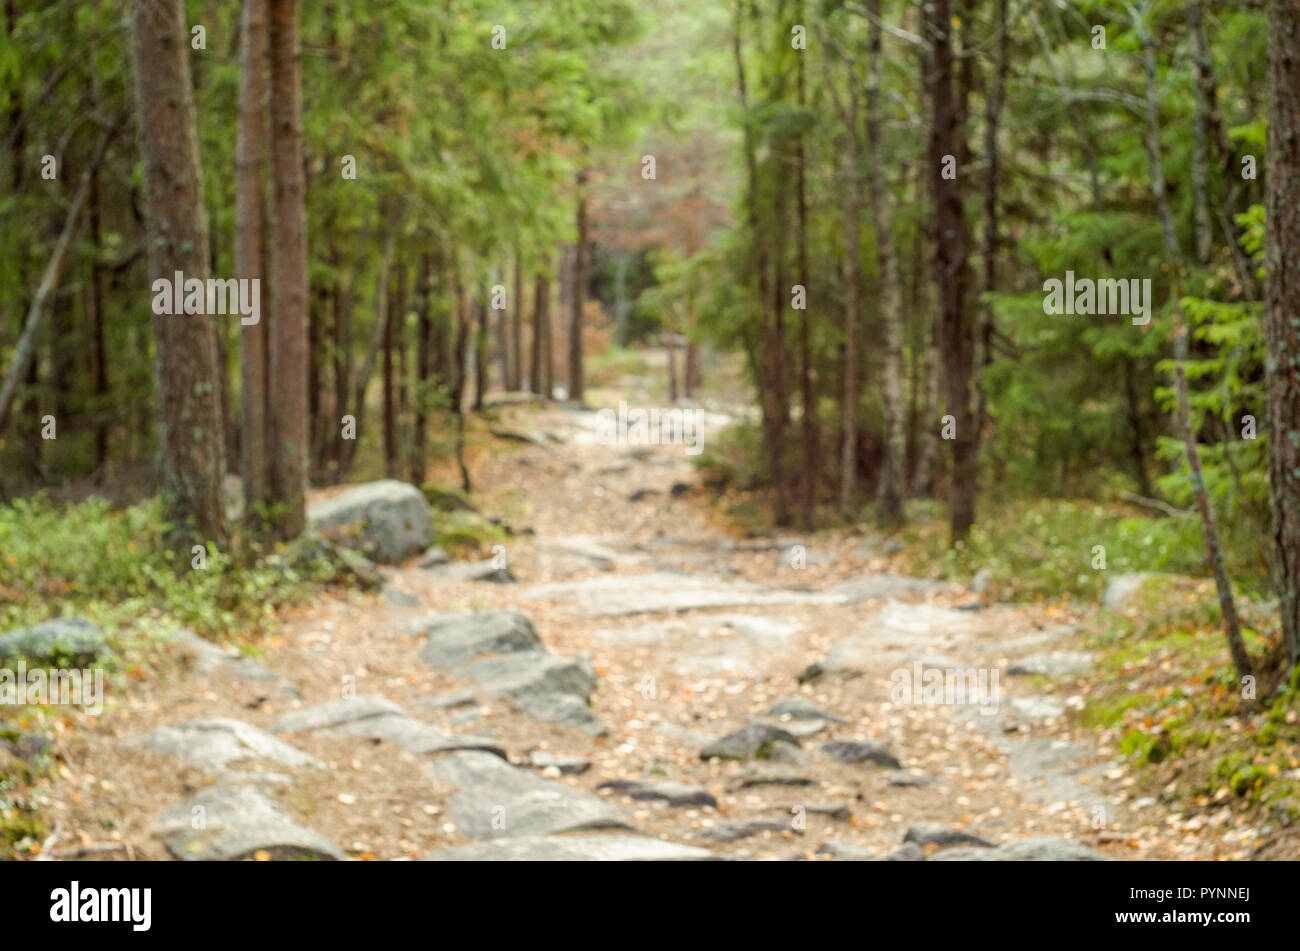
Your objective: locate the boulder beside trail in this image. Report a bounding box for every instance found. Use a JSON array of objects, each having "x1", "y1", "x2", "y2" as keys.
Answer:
[
  {"x1": 307, "y1": 479, "x2": 432, "y2": 564},
  {"x1": 0, "y1": 618, "x2": 107, "y2": 666}
]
